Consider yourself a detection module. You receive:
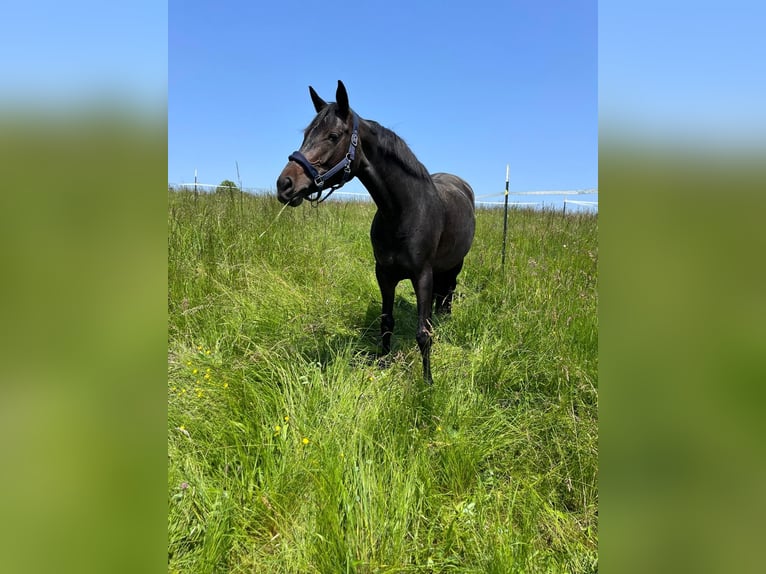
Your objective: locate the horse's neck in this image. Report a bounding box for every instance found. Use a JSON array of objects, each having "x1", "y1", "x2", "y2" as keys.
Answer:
[
  {"x1": 356, "y1": 162, "x2": 403, "y2": 217},
  {"x1": 356, "y1": 124, "x2": 432, "y2": 218}
]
